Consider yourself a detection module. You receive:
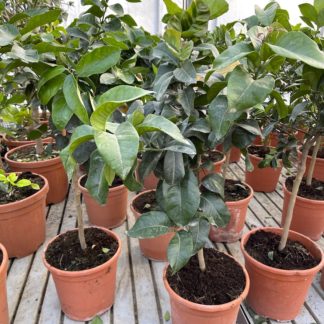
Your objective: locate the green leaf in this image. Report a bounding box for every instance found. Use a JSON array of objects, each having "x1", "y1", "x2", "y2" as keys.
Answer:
[
  {"x1": 163, "y1": 0, "x2": 182, "y2": 15},
  {"x1": 168, "y1": 230, "x2": 193, "y2": 274},
  {"x1": 0, "y1": 24, "x2": 19, "y2": 46},
  {"x1": 63, "y1": 75, "x2": 89, "y2": 124},
  {"x1": 31, "y1": 183, "x2": 40, "y2": 190},
  {"x1": 178, "y1": 86, "x2": 195, "y2": 116},
  {"x1": 138, "y1": 152, "x2": 162, "y2": 183},
  {"x1": 39, "y1": 74, "x2": 65, "y2": 105},
  {"x1": 267, "y1": 31, "x2": 324, "y2": 70},
  {"x1": 173, "y1": 60, "x2": 196, "y2": 84},
  {"x1": 90, "y1": 102, "x2": 120, "y2": 131},
  {"x1": 90, "y1": 316, "x2": 103, "y2": 324},
  {"x1": 52, "y1": 94, "x2": 73, "y2": 130},
  {"x1": 255, "y1": 2, "x2": 279, "y2": 26},
  {"x1": 299, "y1": 3, "x2": 318, "y2": 22},
  {"x1": 127, "y1": 211, "x2": 173, "y2": 238},
  {"x1": 201, "y1": 173, "x2": 224, "y2": 198},
  {"x1": 21, "y1": 9, "x2": 61, "y2": 35},
  {"x1": 213, "y1": 43, "x2": 253, "y2": 70},
  {"x1": 100, "y1": 73, "x2": 117, "y2": 85},
  {"x1": 99, "y1": 85, "x2": 153, "y2": 105},
  {"x1": 200, "y1": 192, "x2": 230, "y2": 227},
  {"x1": 164, "y1": 28, "x2": 181, "y2": 51},
  {"x1": 16, "y1": 179, "x2": 31, "y2": 187},
  {"x1": 163, "y1": 151, "x2": 185, "y2": 185},
  {"x1": 207, "y1": 81, "x2": 227, "y2": 102},
  {"x1": 314, "y1": 0, "x2": 324, "y2": 13},
  {"x1": 38, "y1": 66, "x2": 66, "y2": 91},
  {"x1": 60, "y1": 146, "x2": 76, "y2": 181},
  {"x1": 202, "y1": 0, "x2": 229, "y2": 19},
  {"x1": 164, "y1": 311, "x2": 170, "y2": 322},
  {"x1": 9, "y1": 43, "x2": 39, "y2": 63},
  {"x1": 95, "y1": 121, "x2": 139, "y2": 179},
  {"x1": 104, "y1": 164, "x2": 115, "y2": 185},
  {"x1": 85, "y1": 150, "x2": 109, "y2": 204},
  {"x1": 227, "y1": 66, "x2": 275, "y2": 111},
  {"x1": 190, "y1": 218, "x2": 210, "y2": 252},
  {"x1": 8, "y1": 173, "x2": 18, "y2": 183},
  {"x1": 137, "y1": 114, "x2": 187, "y2": 144},
  {"x1": 164, "y1": 170, "x2": 200, "y2": 226},
  {"x1": 76, "y1": 46, "x2": 121, "y2": 77},
  {"x1": 153, "y1": 71, "x2": 174, "y2": 101},
  {"x1": 69, "y1": 125, "x2": 94, "y2": 153}
]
